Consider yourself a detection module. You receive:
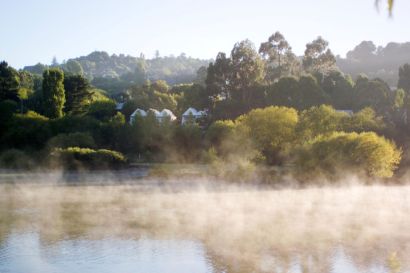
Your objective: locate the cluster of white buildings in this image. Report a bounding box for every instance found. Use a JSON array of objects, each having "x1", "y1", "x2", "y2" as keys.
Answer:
[{"x1": 129, "y1": 107, "x2": 207, "y2": 125}]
